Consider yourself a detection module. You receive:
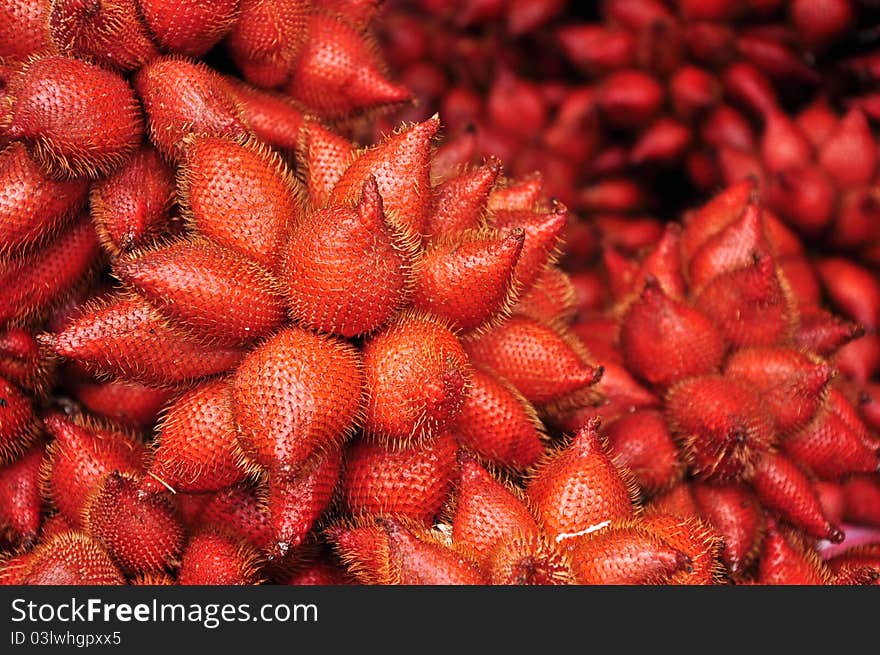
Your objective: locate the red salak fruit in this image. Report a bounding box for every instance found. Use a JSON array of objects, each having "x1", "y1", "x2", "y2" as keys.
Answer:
[
  {"x1": 0, "y1": 376, "x2": 39, "y2": 463},
  {"x1": 84, "y1": 472, "x2": 185, "y2": 575},
  {"x1": 189, "y1": 484, "x2": 272, "y2": 552},
  {"x1": 665, "y1": 374, "x2": 775, "y2": 482},
  {"x1": 451, "y1": 365, "x2": 546, "y2": 470},
  {"x1": 0, "y1": 551, "x2": 38, "y2": 585},
  {"x1": 1, "y1": 55, "x2": 143, "y2": 177},
  {"x1": 232, "y1": 326, "x2": 363, "y2": 475},
  {"x1": 297, "y1": 118, "x2": 355, "y2": 207},
  {"x1": 724, "y1": 346, "x2": 835, "y2": 435},
  {"x1": 48, "y1": 0, "x2": 159, "y2": 71},
  {"x1": 341, "y1": 432, "x2": 458, "y2": 525},
  {"x1": 45, "y1": 293, "x2": 245, "y2": 387},
  {"x1": 490, "y1": 204, "x2": 568, "y2": 291},
  {"x1": 451, "y1": 451, "x2": 540, "y2": 567},
  {"x1": 749, "y1": 451, "x2": 843, "y2": 543},
  {"x1": 227, "y1": 0, "x2": 309, "y2": 89},
  {"x1": 0, "y1": 213, "x2": 100, "y2": 326},
  {"x1": 177, "y1": 529, "x2": 262, "y2": 585},
  {"x1": 816, "y1": 107, "x2": 875, "y2": 187},
  {"x1": 267, "y1": 446, "x2": 343, "y2": 556},
  {"x1": 329, "y1": 116, "x2": 438, "y2": 236},
  {"x1": 782, "y1": 400, "x2": 880, "y2": 480},
  {"x1": 692, "y1": 253, "x2": 796, "y2": 348},
  {"x1": 71, "y1": 379, "x2": 173, "y2": 430},
  {"x1": 464, "y1": 315, "x2": 602, "y2": 408},
  {"x1": 134, "y1": 57, "x2": 250, "y2": 162},
  {"x1": 0, "y1": 442, "x2": 43, "y2": 545},
  {"x1": 638, "y1": 513, "x2": 723, "y2": 585},
  {"x1": 138, "y1": 0, "x2": 241, "y2": 57},
  {"x1": 691, "y1": 482, "x2": 763, "y2": 575},
  {"x1": 619, "y1": 279, "x2": 725, "y2": 388},
  {"x1": 487, "y1": 531, "x2": 576, "y2": 585},
  {"x1": 89, "y1": 145, "x2": 175, "y2": 256},
  {"x1": 180, "y1": 135, "x2": 300, "y2": 271},
  {"x1": 222, "y1": 77, "x2": 305, "y2": 152},
  {"x1": 143, "y1": 378, "x2": 249, "y2": 493},
  {"x1": 425, "y1": 160, "x2": 500, "y2": 239},
  {"x1": 527, "y1": 419, "x2": 636, "y2": 544},
  {"x1": 281, "y1": 177, "x2": 413, "y2": 337},
  {"x1": 113, "y1": 236, "x2": 287, "y2": 345},
  {"x1": 362, "y1": 312, "x2": 470, "y2": 445},
  {"x1": 0, "y1": 141, "x2": 89, "y2": 254},
  {"x1": 842, "y1": 475, "x2": 880, "y2": 527},
  {"x1": 604, "y1": 409, "x2": 684, "y2": 494},
  {"x1": 814, "y1": 258, "x2": 880, "y2": 332},
  {"x1": 756, "y1": 521, "x2": 830, "y2": 585},
  {"x1": 569, "y1": 521, "x2": 692, "y2": 585},
  {"x1": 486, "y1": 173, "x2": 544, "y2": 213},
  {"x1": 0, "y1": 0, "x2": 53, "y2": 61},
  {"x1": 0, "y1": 328, "x2": 52, "y2": 394},
  {"x1": 42, "y1": 411, "x2": 146, "y2": 529},
  {"x1": 286, "y1": 10, "x2": 412, "y2": 119},
  {"x1": 331, "y1": 516, "x2": 487, "y2": 585},
  {"x1": 20, "y1": 531, "x2": 124, "y2": 585},
  {"x1": 412, "y1": 228, "x2": 524, "y2": 331},
  {"x1": 285, "y1": 554, "x2": 354, "y2": 585},
  {"x1": 512, "y1": 266, "x2": 578, "y2": 329}
]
